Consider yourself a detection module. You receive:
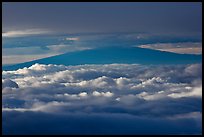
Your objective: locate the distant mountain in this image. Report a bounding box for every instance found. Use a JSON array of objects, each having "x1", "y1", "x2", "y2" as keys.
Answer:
[{"x1": 2, "y1": 46, "x2": 202, "y2": 71}]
